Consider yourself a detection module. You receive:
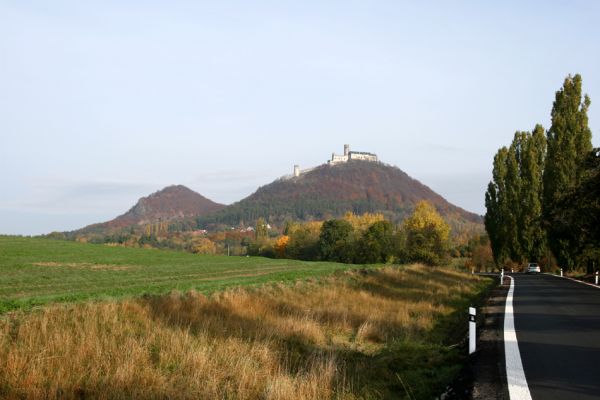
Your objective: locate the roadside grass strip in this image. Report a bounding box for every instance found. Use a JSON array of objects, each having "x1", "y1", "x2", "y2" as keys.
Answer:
[{"x1": 504, "y1": 276, "x2": 532, "y2": 400}]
